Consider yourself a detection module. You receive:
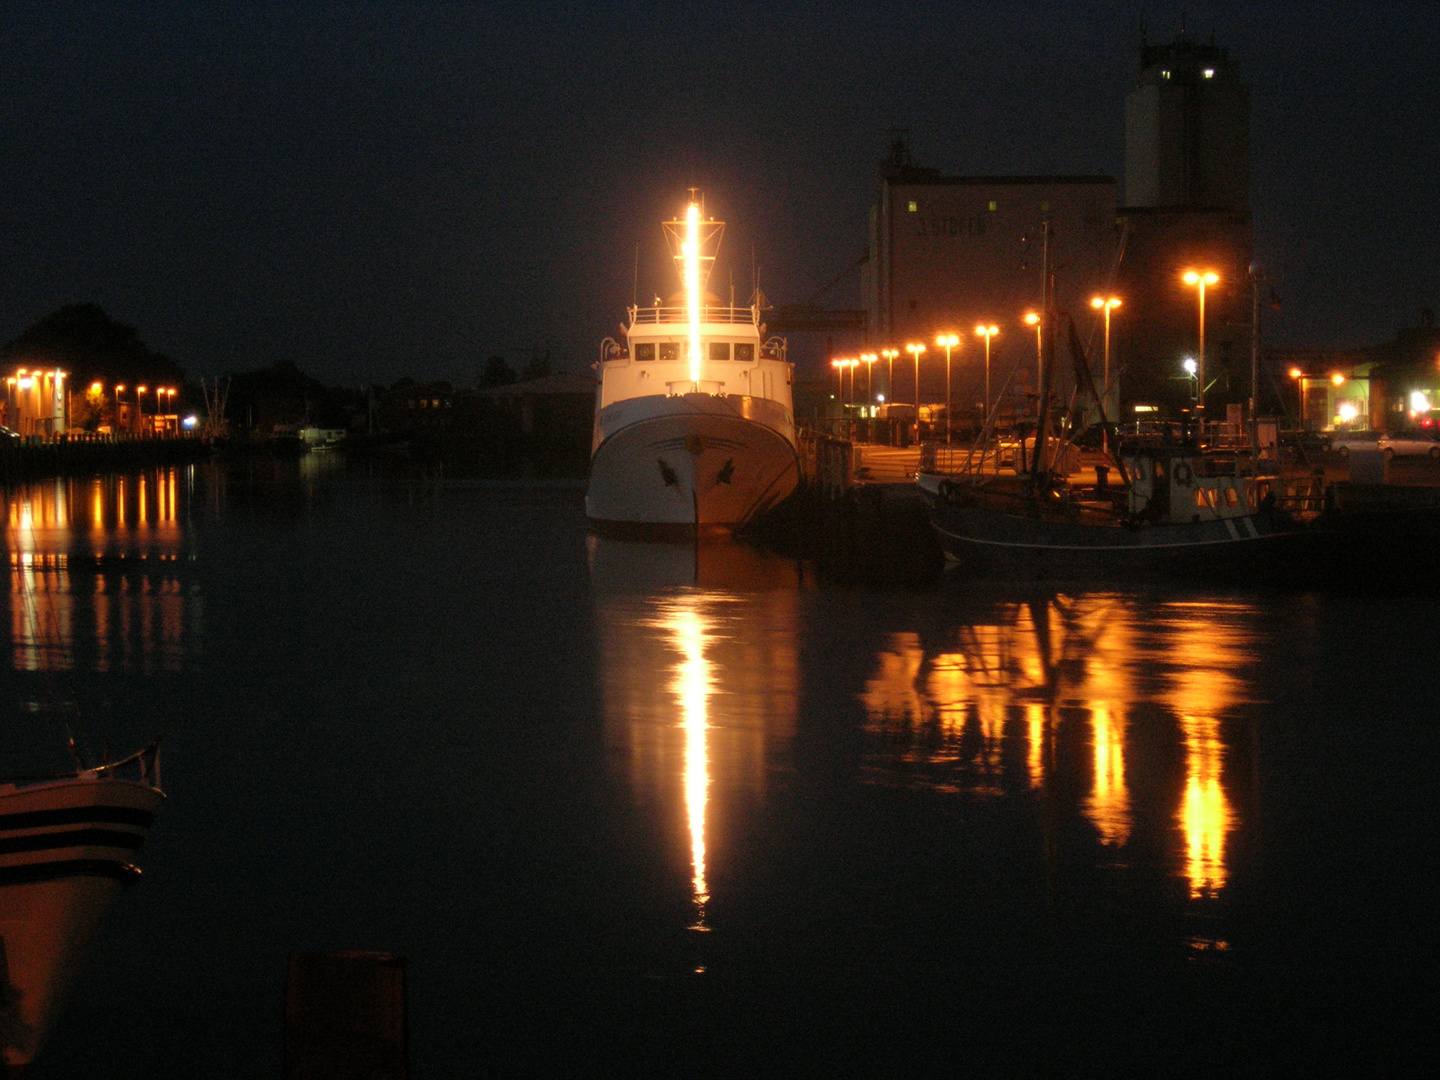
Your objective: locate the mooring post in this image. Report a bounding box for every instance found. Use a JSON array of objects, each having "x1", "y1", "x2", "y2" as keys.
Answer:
[{"x1": 284, "y1": 951, "x2": 408, "y2": 1080}]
